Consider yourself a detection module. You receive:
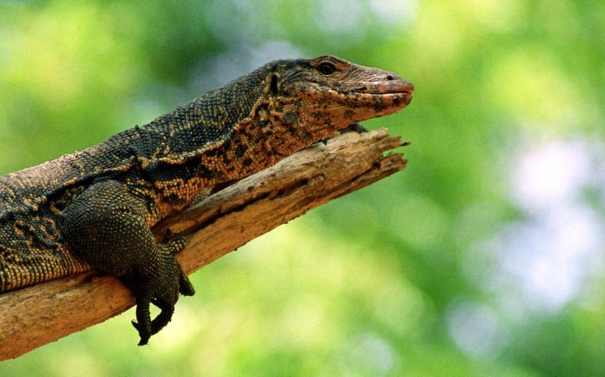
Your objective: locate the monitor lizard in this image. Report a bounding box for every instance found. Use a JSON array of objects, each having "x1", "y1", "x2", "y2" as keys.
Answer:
[{"x1": 0, "y1": 55, "x2": 413, "y2": 345}]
